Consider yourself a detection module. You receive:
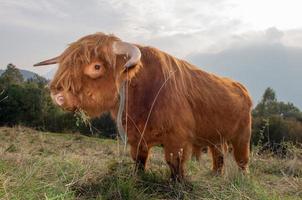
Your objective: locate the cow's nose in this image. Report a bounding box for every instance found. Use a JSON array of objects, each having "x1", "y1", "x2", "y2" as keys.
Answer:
[{"x1": 51, "y1": 93, "x2": 64, "y2": 106}]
